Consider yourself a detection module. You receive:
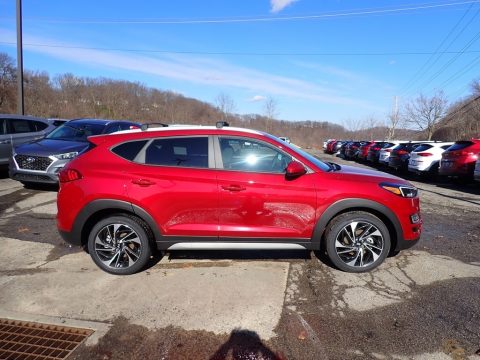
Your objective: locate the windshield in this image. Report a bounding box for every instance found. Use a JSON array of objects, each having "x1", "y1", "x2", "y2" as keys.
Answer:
[{"x1": 46, "y1": 123, "x2": 106, "y2": 141}]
